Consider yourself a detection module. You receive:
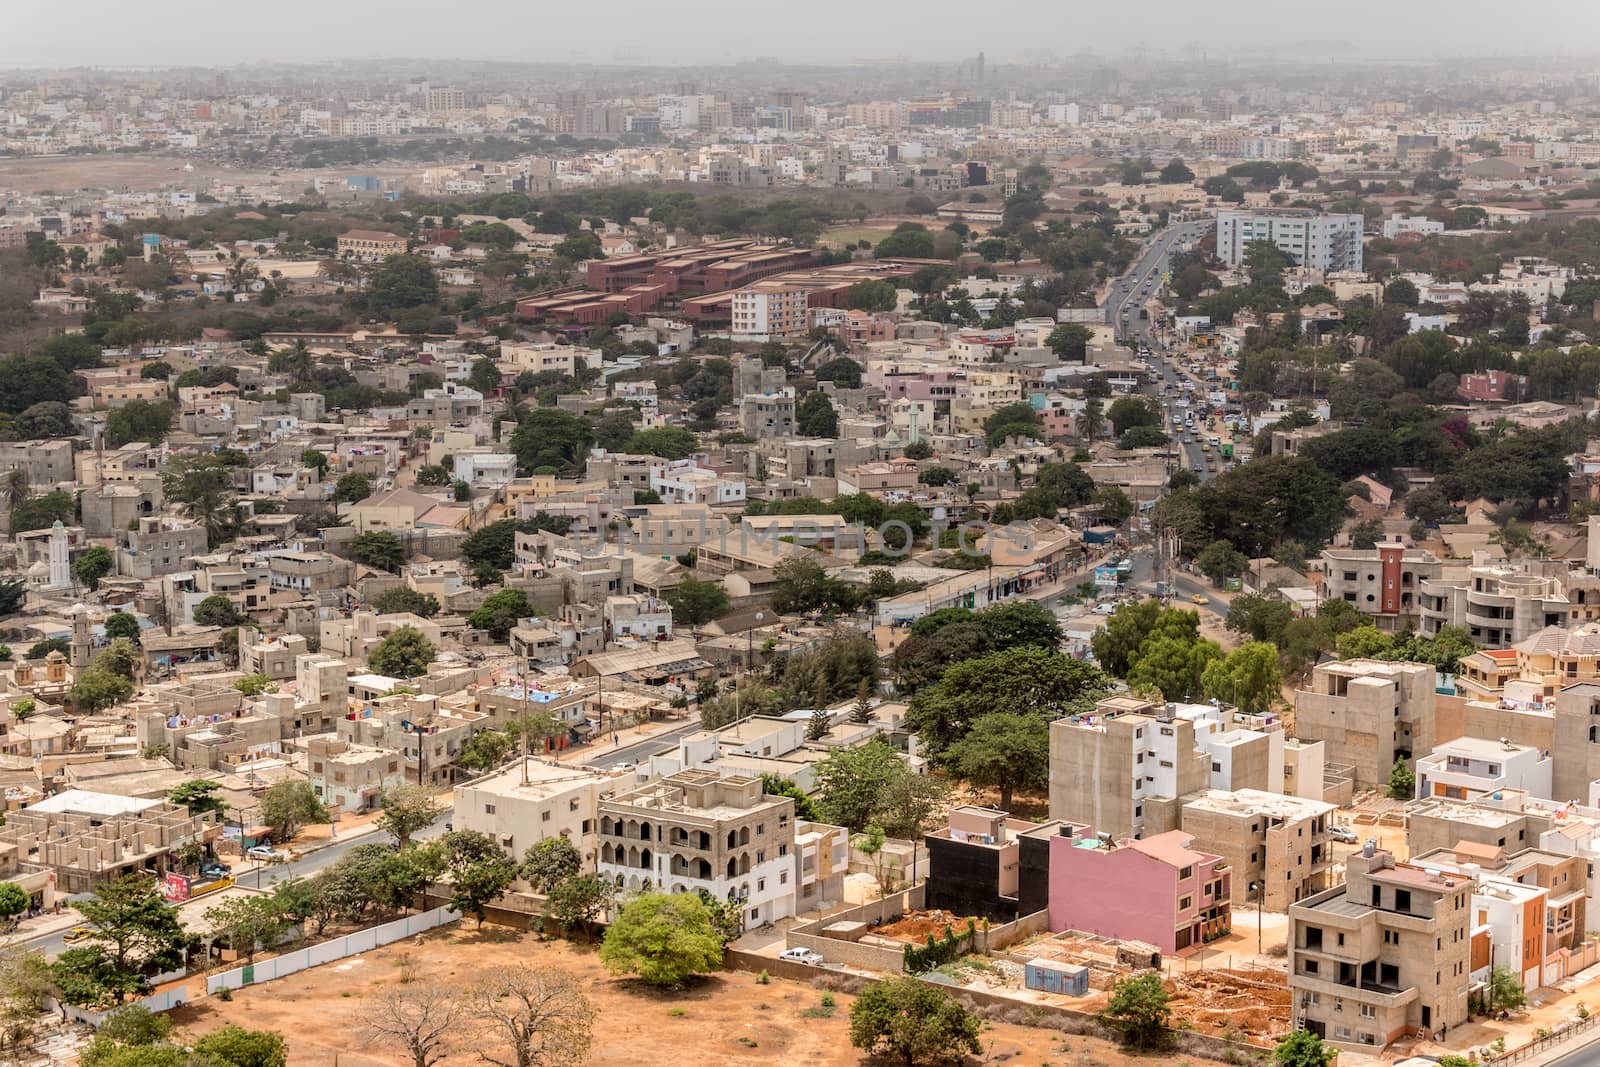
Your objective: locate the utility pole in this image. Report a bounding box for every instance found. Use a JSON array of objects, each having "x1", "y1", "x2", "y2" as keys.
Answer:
[{"x1": 521, "y1": 653, "x2": 530, "y2": 786}]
